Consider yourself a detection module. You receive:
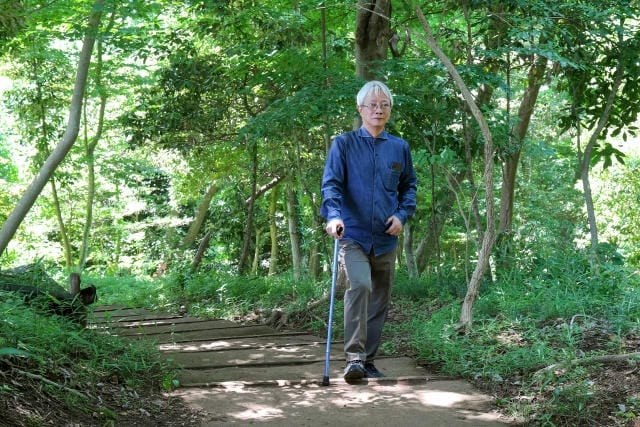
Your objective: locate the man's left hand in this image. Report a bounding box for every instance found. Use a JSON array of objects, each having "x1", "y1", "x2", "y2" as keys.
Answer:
[{"x1": 384, "y1": 216, "x2": 402, "y2": 236}]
